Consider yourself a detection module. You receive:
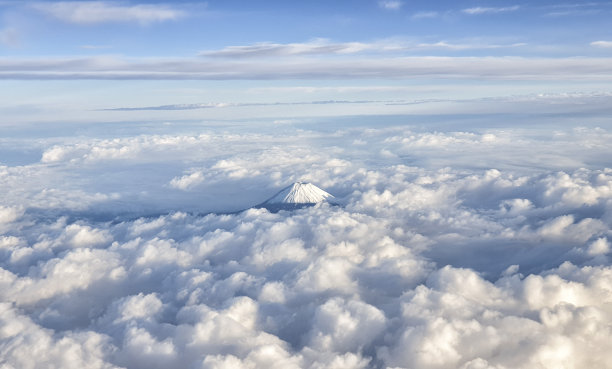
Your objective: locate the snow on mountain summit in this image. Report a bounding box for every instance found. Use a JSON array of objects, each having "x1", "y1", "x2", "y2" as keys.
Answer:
[{"x1": 264, "y1": 182, "x2": 334, "y2": 205}]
